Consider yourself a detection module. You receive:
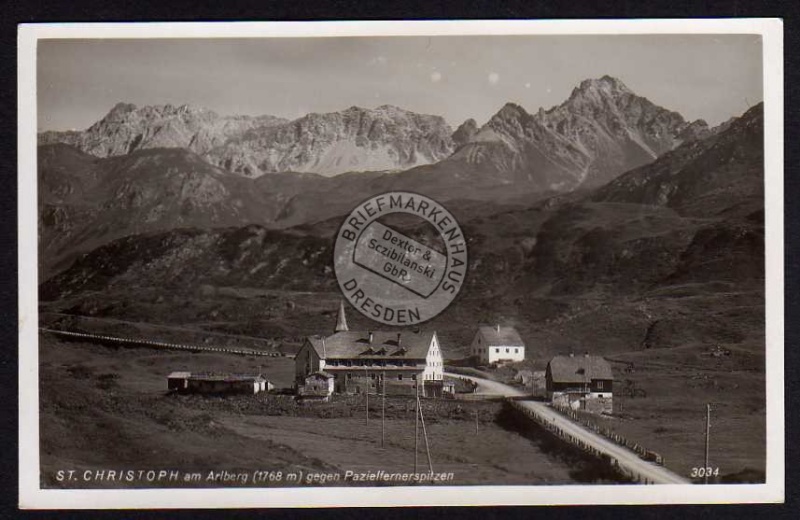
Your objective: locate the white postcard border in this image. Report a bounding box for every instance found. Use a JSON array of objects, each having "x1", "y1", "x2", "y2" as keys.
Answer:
[{"x1": 18, "y1": 18, "x2": 784, "y2": 508}]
